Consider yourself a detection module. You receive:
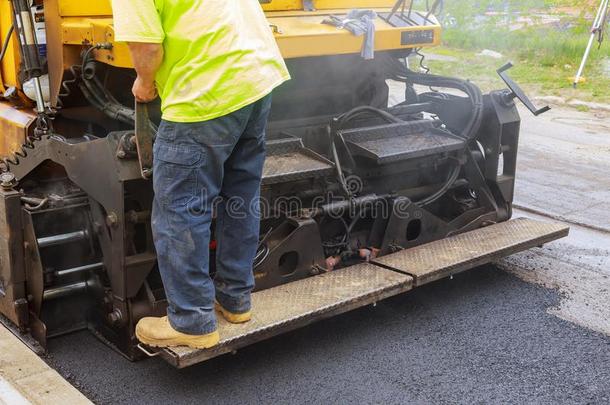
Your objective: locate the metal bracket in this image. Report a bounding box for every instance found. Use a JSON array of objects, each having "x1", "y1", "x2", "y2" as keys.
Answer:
[
  {"x1": 497, "y1": 63, "x2": 550, "y2": 116},
  {"x1": 134, "y1": 102, "x2": 154, "y2": 179}
]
